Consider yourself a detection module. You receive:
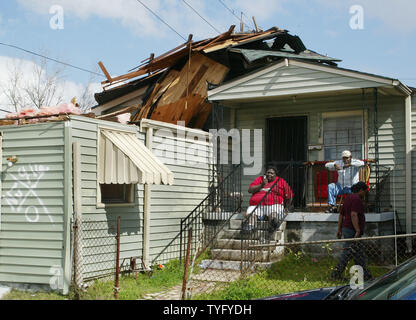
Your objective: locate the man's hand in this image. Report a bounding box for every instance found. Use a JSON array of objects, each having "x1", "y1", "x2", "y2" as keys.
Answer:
[
  {"x1": 354, "y1": 231, "x2": 361, "y2": 238},
  {"x1": 337, "y1": 229, "x2": 342, "y2": 239},
  {"x1": 334, "y1": 163, "x2": 342, "y2": 170}
]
